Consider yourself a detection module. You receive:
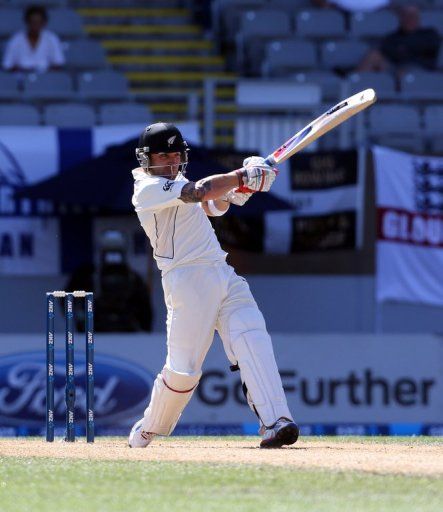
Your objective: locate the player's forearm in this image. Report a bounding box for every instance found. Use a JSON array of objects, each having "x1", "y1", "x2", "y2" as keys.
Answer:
[{"x1": 180, "y1": 171, "x2": 240, "y2": 203}]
